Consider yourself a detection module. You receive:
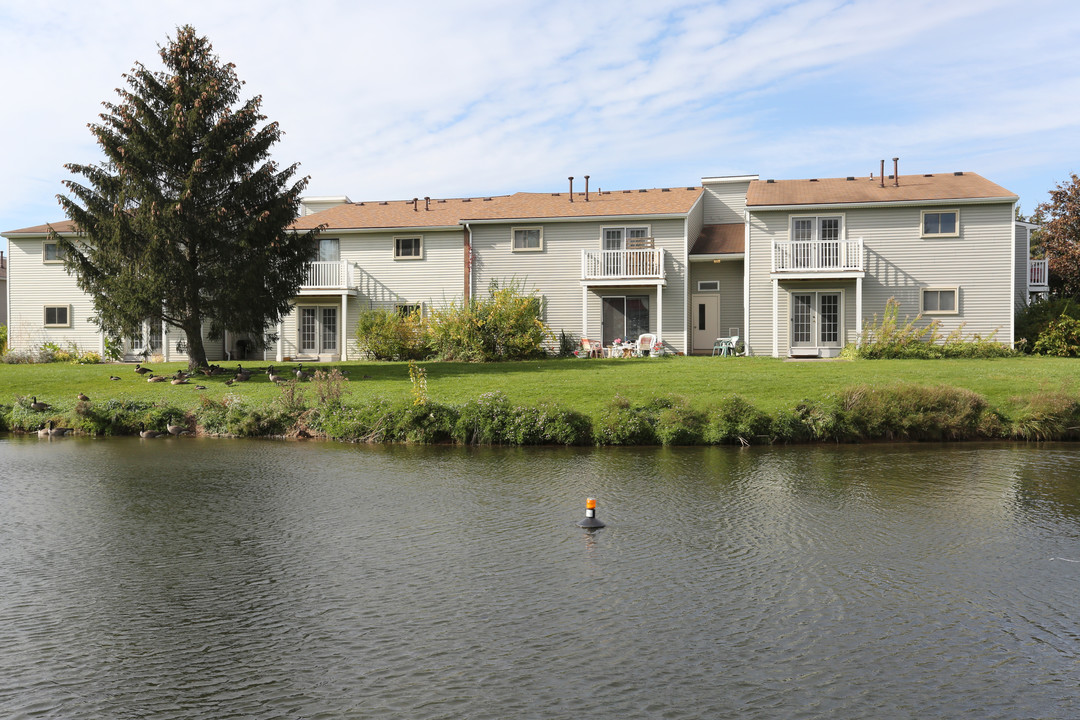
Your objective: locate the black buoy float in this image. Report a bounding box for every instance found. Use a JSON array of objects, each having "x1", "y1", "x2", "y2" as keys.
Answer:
[{"x1": 577, "y1": 497, "x2": 606, "y2": 529}]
